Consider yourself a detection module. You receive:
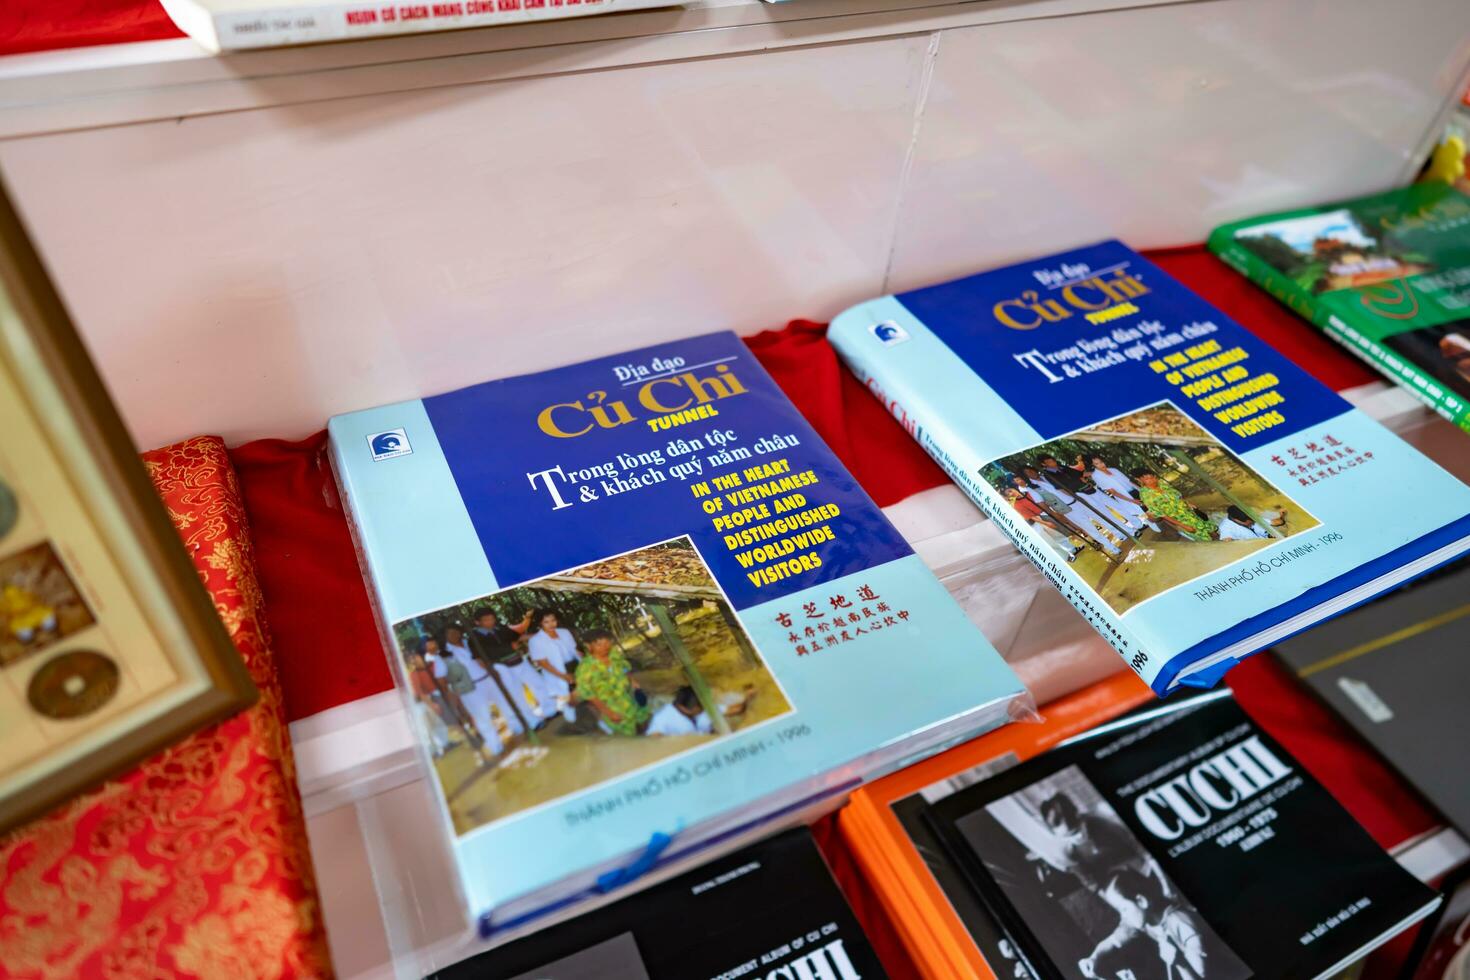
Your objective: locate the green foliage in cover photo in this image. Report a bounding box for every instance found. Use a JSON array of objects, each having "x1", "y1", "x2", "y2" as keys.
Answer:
[
  {"x1": 392, "y1": 538, "x2": 792, "y2": 835},
  {"x1": 983, "y1": 405, "x2": 1317, "y2": 617},
  {"x1": 1232, "y1": 206, "x2": 1433, "y2": 295}
]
